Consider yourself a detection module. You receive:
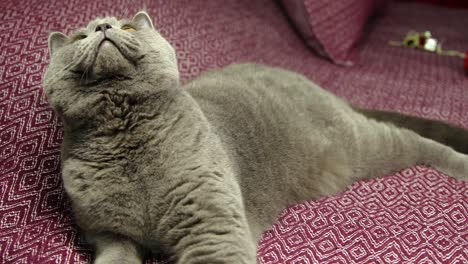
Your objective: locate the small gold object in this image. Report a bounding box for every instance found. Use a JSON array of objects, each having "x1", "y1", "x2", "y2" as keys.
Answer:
[{"x1": 389, "y1": 31, "x2": 465, "y2": 59}]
